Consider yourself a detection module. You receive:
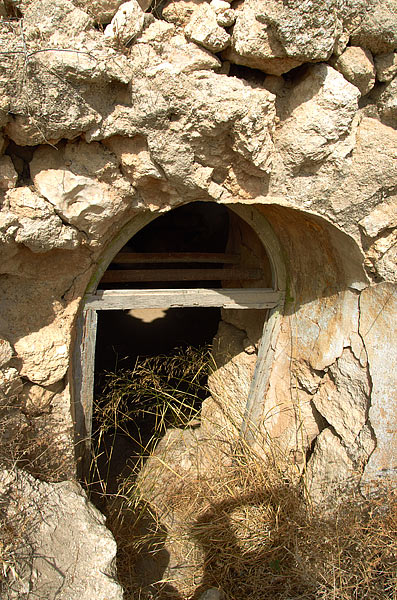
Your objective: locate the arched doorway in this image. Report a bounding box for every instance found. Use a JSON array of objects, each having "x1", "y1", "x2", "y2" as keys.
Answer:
[{"x1": 72, "y1": 203, "x2": 286, "y2": 470}]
